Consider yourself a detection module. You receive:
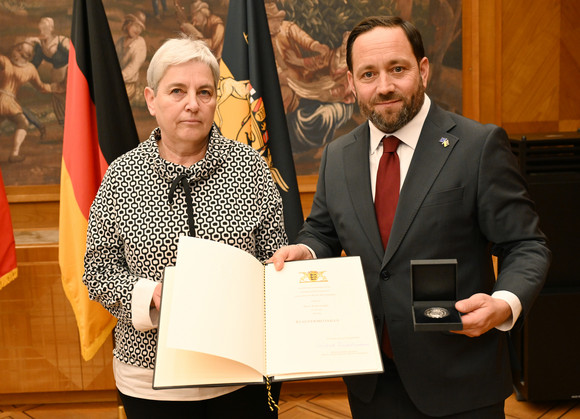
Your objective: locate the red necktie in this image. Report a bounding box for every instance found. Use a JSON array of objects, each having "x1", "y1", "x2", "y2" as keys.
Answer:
[
  {"x1": 375, "y1": 135, "x2": 400, "y2": 249},
  {"x1": 374, "y1": 135, "x2": 400, "y2": 358}
]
